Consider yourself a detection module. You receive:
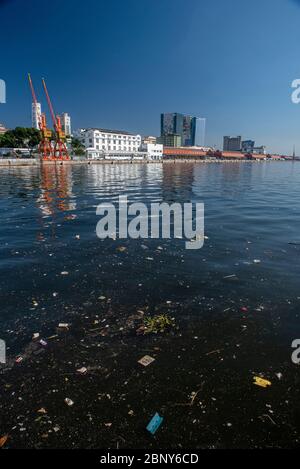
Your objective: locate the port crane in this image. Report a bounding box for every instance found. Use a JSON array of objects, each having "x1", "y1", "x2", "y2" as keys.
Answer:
[
  {"x1": 42, "y1": 78, "x2": 70, "y2": 161},
  {"x1": 28, "y1": 74, "x2": 53, "y2": 160}
]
